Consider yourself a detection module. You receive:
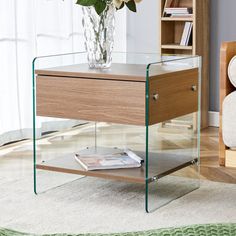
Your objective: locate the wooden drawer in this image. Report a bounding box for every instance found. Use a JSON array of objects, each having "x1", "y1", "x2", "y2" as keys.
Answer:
[
  {"x1": 36, "y1": 76, "x2": 145, "y2": 126},
  {"x1": 149, "y1": 68, "x2": 199, "y2": 125},
  {"x1": 36, "y1": 68, "x2": 198, "y2": 126}
]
